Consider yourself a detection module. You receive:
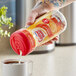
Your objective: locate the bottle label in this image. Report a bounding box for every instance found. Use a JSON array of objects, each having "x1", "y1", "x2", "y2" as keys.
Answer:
[
  {"x1": 32, "y1": 28, "x2": 47, "y2": 42},
  {"x1": 26, "y1": 11, "x2": 65, "y2": 46}
]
